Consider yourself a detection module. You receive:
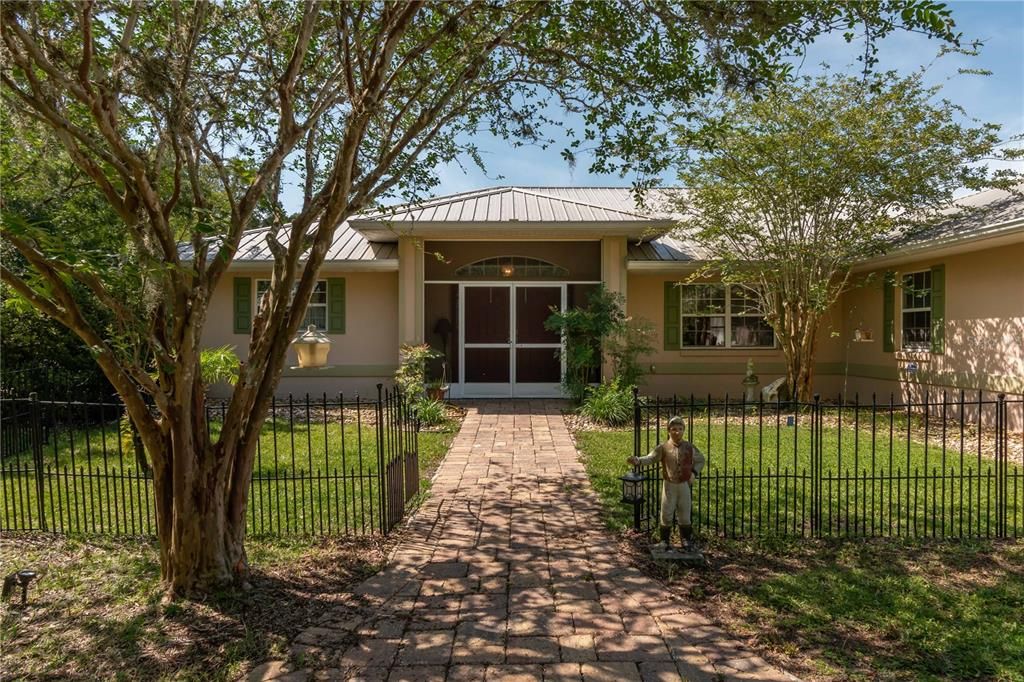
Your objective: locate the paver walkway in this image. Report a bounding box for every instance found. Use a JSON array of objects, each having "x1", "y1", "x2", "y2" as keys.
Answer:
[{"x1": 255, "y1": 401, "x2": 799, "y2": 682}]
